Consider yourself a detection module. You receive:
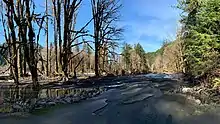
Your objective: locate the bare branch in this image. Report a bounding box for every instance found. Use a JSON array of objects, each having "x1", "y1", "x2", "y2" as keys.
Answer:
[{"x1": 68, "y1": 49, "x2": 84, "y2": 62}]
